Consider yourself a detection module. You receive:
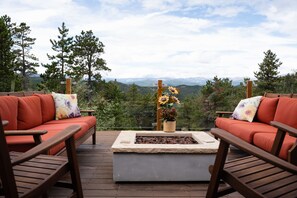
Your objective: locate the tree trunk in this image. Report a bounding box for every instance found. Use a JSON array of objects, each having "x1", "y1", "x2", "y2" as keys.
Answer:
[
  {"x1": 21, "y1": 40, "x2": 27, "y2": 91},
  {"x1": 87, "y1": 61, "x2": 92, "y2": 103}
]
